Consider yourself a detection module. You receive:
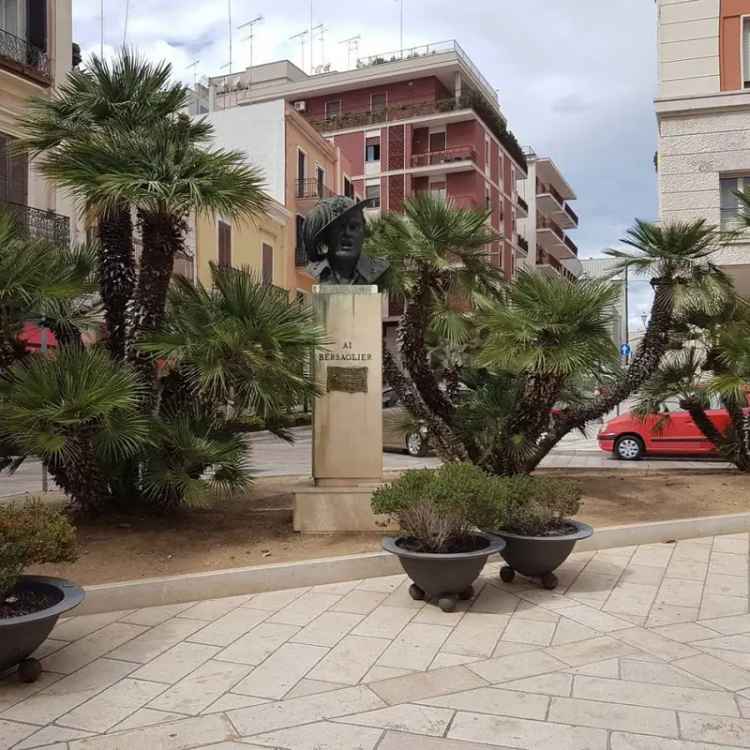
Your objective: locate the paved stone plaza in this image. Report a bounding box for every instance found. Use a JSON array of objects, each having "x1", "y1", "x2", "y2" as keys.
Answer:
[{"x1": 1, "y1": 534, "x2": 750, "y2": 749}]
